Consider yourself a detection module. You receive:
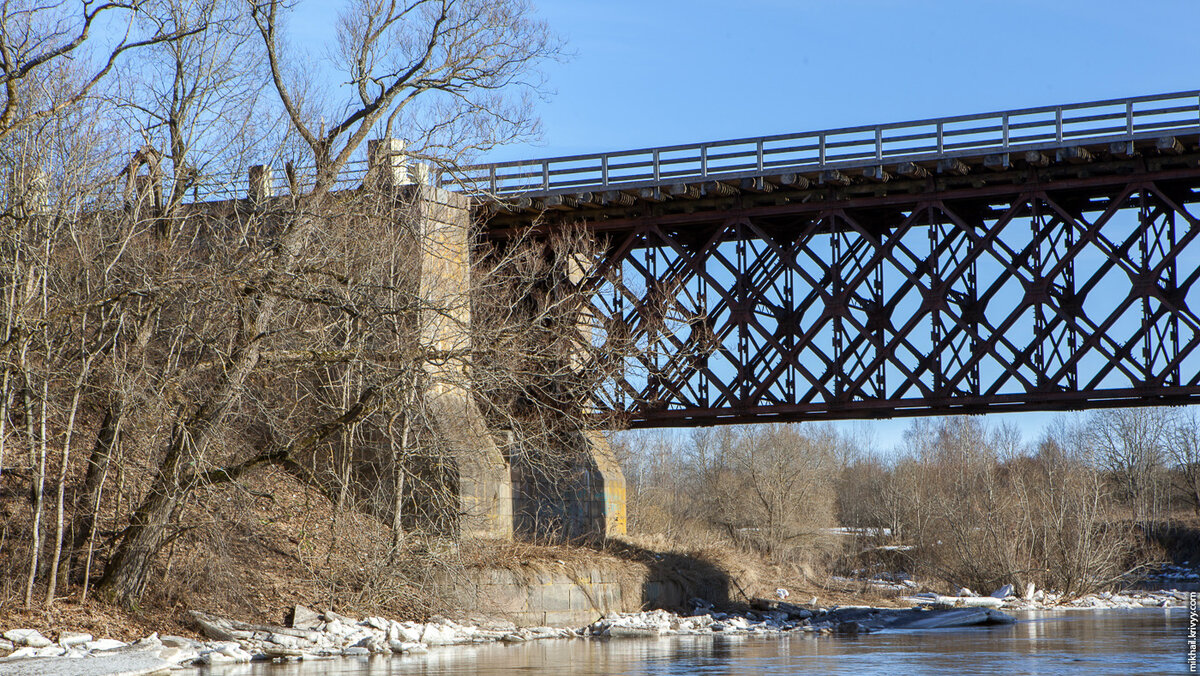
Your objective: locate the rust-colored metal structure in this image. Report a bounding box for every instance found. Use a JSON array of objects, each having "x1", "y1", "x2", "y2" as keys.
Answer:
[{"x1": 475, "y1": 91, "x2": 1200, "y2": 427}]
